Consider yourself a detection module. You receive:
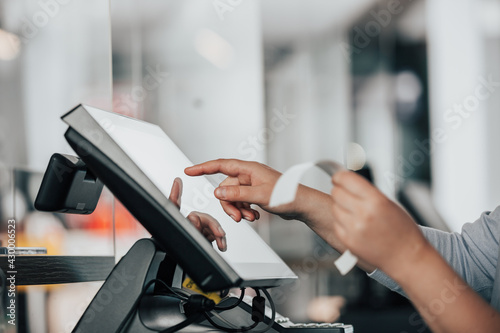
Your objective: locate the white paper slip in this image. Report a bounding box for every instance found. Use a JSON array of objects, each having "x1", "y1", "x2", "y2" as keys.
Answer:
[
  {"x1": 268, "y1": 160, "x2": 358, "y2": 275},
  {"x1": 268, "y1": 162, "x2": 315, "y2": 208},
  {"x1": 334, "y1": 249, "x2": 358, "y2": 275}
]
